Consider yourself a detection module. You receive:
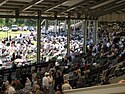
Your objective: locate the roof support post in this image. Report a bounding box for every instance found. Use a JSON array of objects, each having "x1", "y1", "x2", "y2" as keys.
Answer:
[
  {"x1": 73, "y1": 20, "x2": 76, "y2": 33},
  {"x1": 58, "y1": 20, "x2": 61, "y2": 33},
  {"x1": 83, "y1": 17, "x2": 87, "y2": 54},
  {"x1": 45, "y1": 19, "x2": 48, "y2": 34},
  {"x1": 81, "y1": 20, "x2": 84, "y2": 53},
  {"x1": 88, "y1": 20, "x2": 91, "y2": 40},
  {"x1": 64, "y1": 19, "x2": 67, "y2": 32},
  {"x1": 94, "y1": 17, "x2": 98, "y2": 45},
  {"x1": 67, "y1": 14, "x2": 71, "y2": 56},
  {"x1": 55, "y1": 19, "x2": 58, "y2": 34},
  {"x1": 54, "y1": 12, "x2": 58, "y2": 35},
  {"x1": 37, "y1": 10, "x2": 41, "y2": 63}
]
